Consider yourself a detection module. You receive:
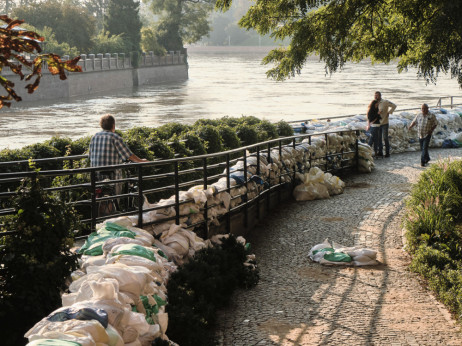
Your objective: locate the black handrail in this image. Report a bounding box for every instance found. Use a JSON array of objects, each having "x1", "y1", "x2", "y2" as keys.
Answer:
[{"x1": 0, "y1": 129, "x2": 360, "y2": 238}]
